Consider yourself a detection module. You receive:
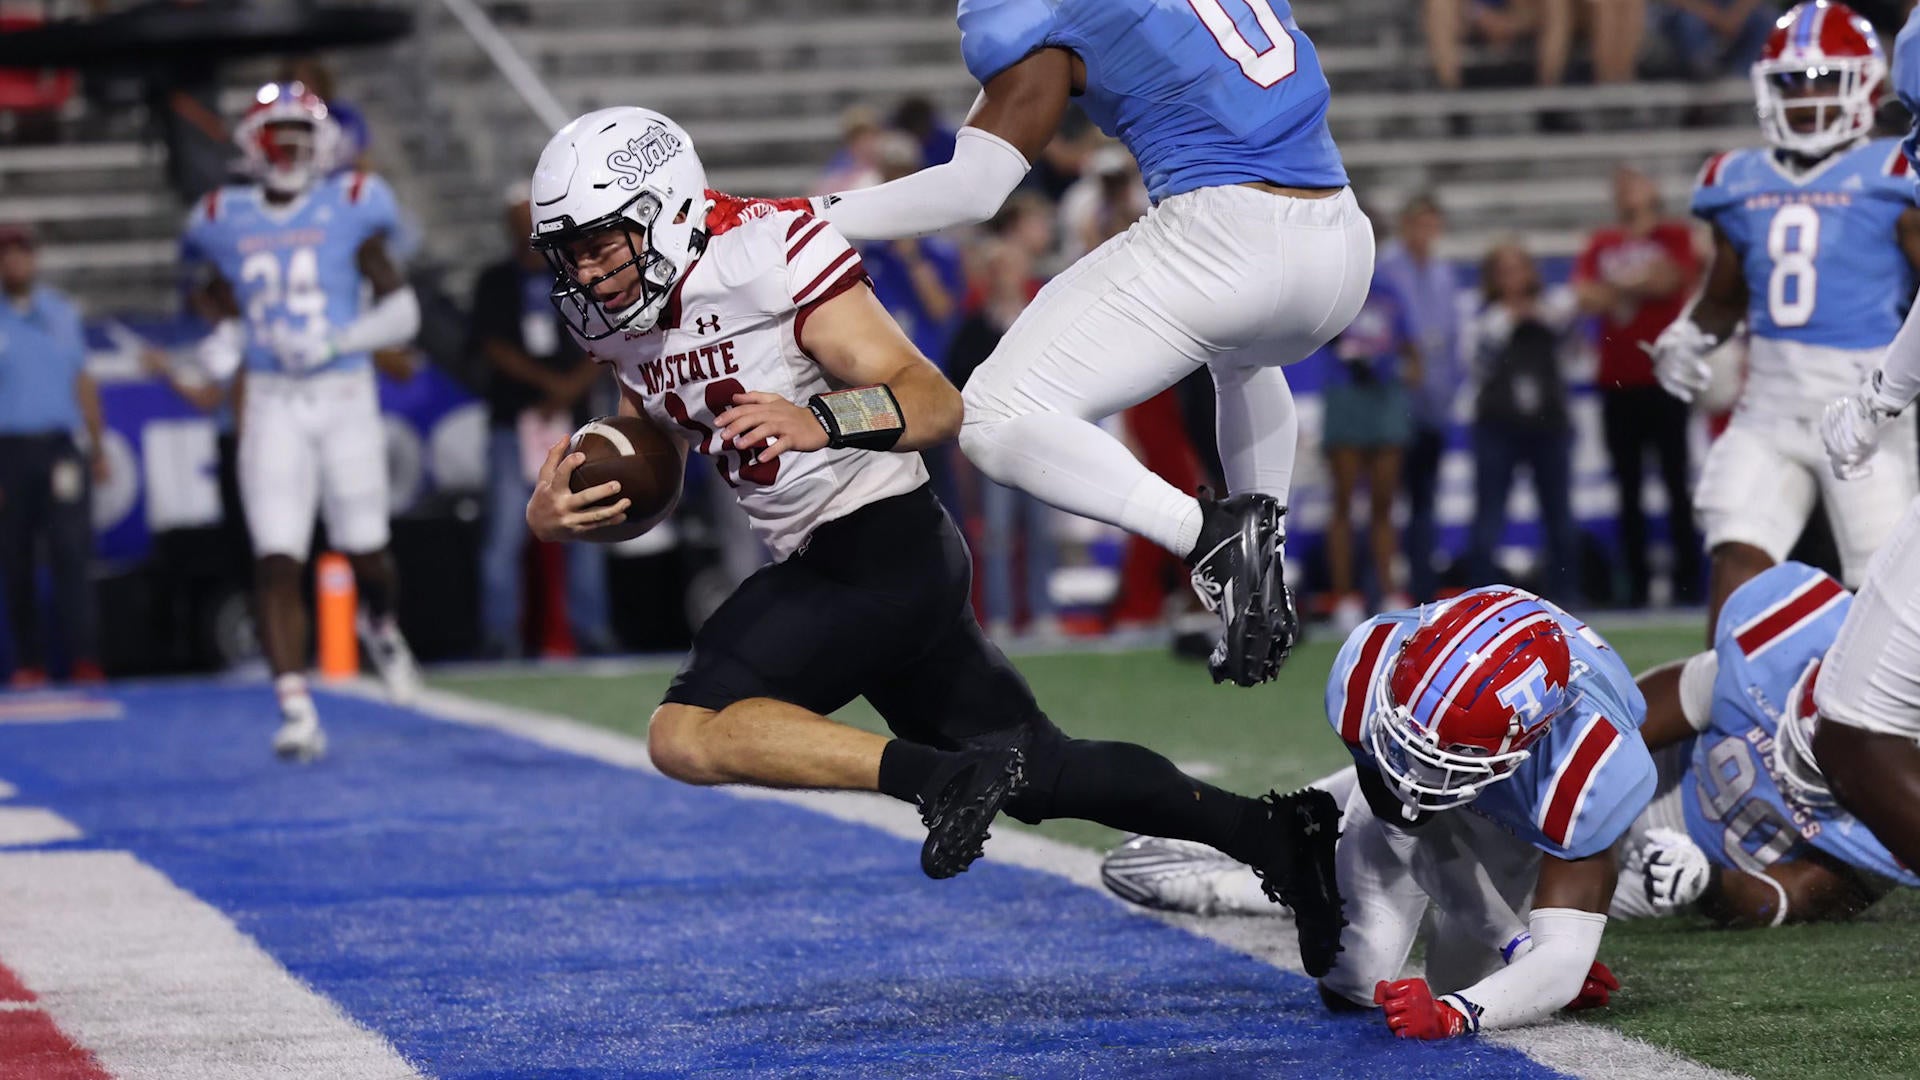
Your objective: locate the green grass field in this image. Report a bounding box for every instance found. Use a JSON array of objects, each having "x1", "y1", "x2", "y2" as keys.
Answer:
[{"x1": 435, "y1": 625, "x2": 1920, "y2": 1080}]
